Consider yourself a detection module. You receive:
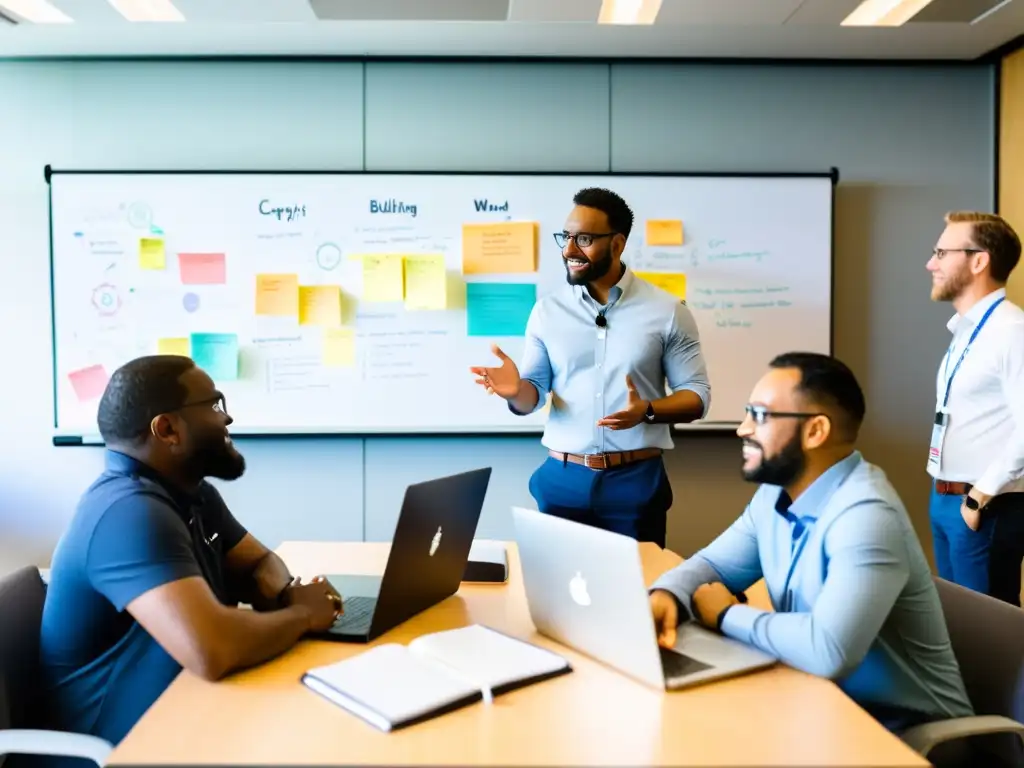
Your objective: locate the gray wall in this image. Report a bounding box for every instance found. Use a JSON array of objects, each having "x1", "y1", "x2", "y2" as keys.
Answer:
[{"x1": 0, "y1": 60, "x2": 994, "y2": 572}]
